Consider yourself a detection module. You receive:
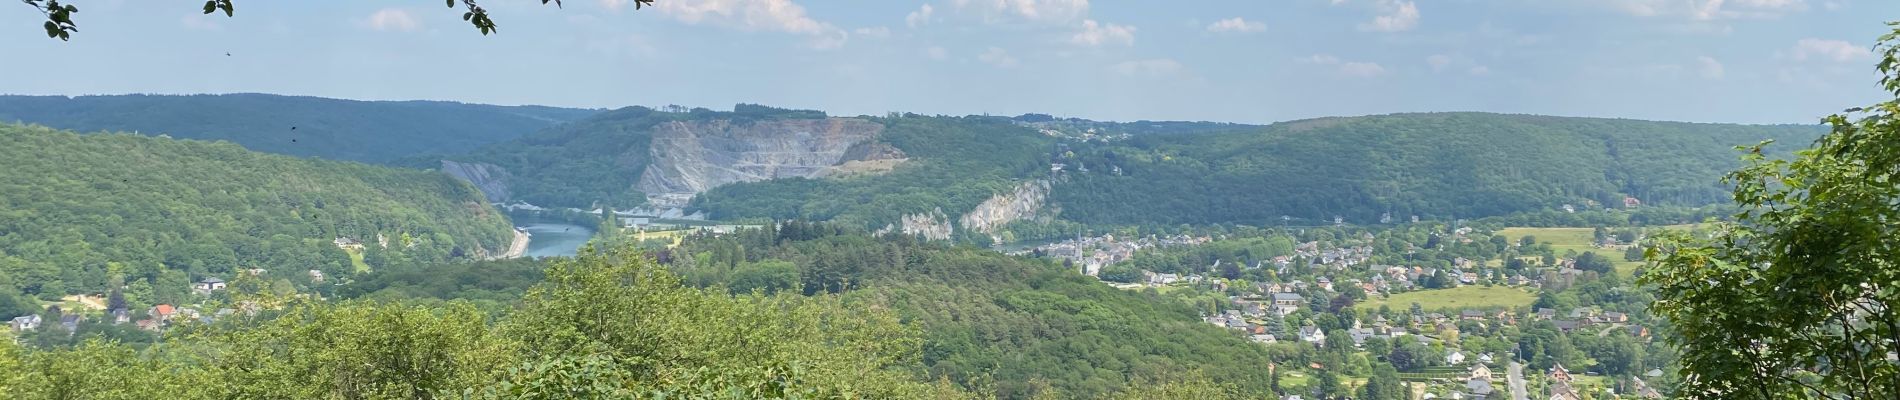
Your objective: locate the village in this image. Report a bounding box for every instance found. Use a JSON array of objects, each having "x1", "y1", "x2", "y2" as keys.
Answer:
[{"x1": 1014, "y1": 222, "x2": 1669, "y2": 399}]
